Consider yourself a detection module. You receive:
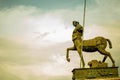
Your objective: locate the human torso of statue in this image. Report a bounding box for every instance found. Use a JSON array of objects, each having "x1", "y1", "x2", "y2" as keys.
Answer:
[{"x1": 72, "y1": 24, "x2": 83, "y2": 41}]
